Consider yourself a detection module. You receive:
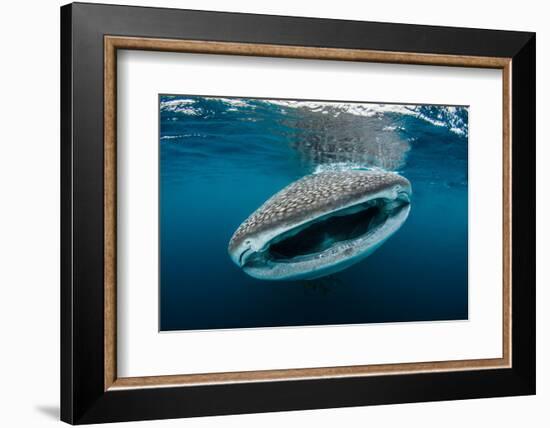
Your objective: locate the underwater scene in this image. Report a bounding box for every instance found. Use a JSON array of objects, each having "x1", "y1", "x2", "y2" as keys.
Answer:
[{"x1": 159, "y1": 95, "x2": 468, "y2": 331}]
